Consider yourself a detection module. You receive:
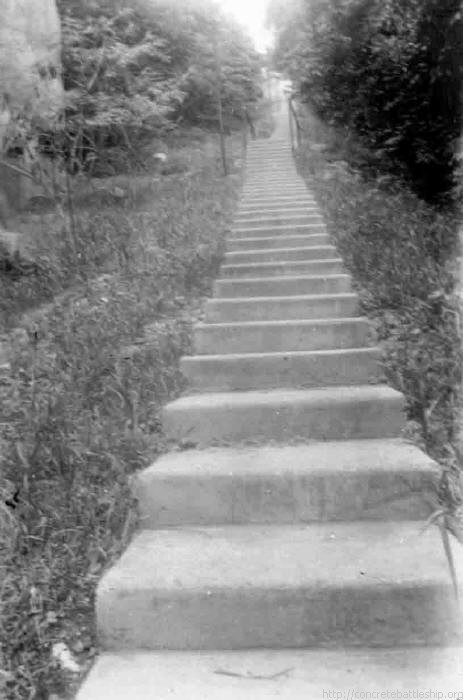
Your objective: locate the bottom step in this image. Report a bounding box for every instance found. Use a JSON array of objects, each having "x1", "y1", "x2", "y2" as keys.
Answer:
[{"x1": 77, "y1": 648, "x2": 463, "y2": 699}]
